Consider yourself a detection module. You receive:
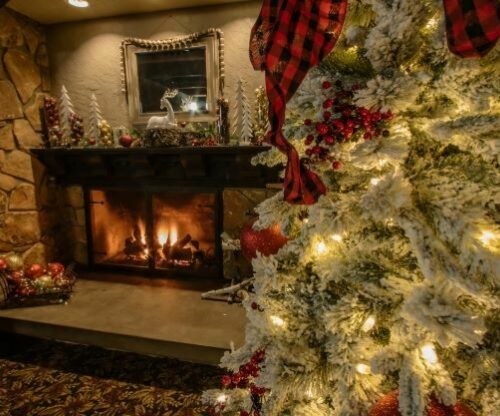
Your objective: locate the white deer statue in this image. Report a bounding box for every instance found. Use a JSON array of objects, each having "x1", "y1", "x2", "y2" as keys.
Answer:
[{"x1": 146, "y1": 88, "x2": 179, "y2": 129}]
